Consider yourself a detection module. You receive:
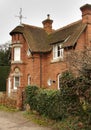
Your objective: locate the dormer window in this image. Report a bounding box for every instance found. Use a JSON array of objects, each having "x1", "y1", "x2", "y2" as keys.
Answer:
[{"x1": 53, "y1": 44, "x2": 63, "y2": 59}]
